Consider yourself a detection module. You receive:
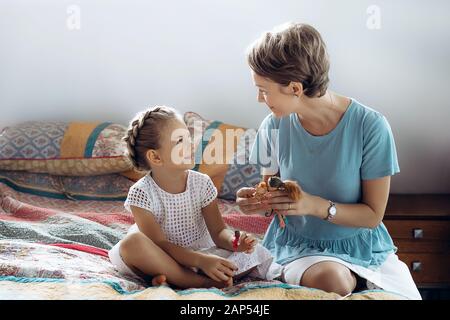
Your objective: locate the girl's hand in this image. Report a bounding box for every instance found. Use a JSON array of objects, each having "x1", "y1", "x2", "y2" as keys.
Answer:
[
  {"x1": 236, "y1": 187, "x2": 270, "y2": 215},
  {"x1": 236, "y1": 232, "x2": 257, "y2": 254},
  {"x1": 263, "y1": 190, "x2": 314, "y2": 216},
  {"x1": 198, "y1": 254, "x2": 238, "y2": 283}
]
